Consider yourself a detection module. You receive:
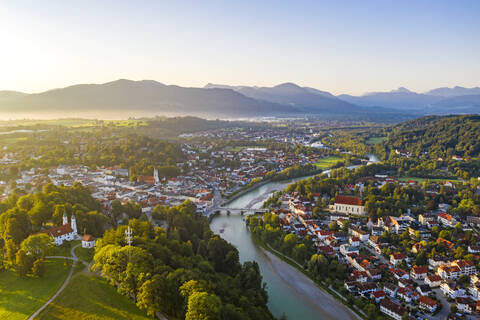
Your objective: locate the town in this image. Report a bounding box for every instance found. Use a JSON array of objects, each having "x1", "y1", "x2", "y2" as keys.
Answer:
[{"x1": 258, "y1": 170, "x2": 480, "y2": 320}]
